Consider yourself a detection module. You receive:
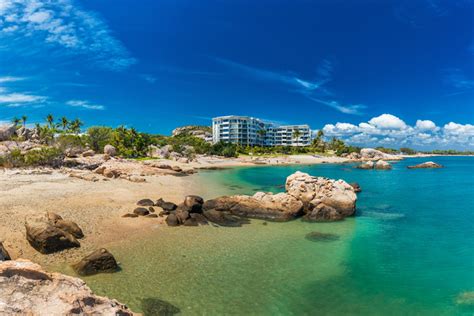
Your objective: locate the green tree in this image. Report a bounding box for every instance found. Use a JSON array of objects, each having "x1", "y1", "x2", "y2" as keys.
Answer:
[
  {"x1": 46, "y1": 114, "x2": 54, "y2": 128},
  {"x1": 87, "y1": 126, "x2": 113, "y2": 153},
  {"x1": 292, "y1": 129, "x2": 302, "y2": 147},
  {"x1": 21, "y1": 115, "x2": 27, "y2": 127},
  {"x1": 60, "y1": 117, "x2": 69, "y2": 131},
  {"x1": 11, "y1": 117, "x2": 21, "y2": 126},
  {"x1": 69, "y1": 118, "x2": 83, "y2": 134}
]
